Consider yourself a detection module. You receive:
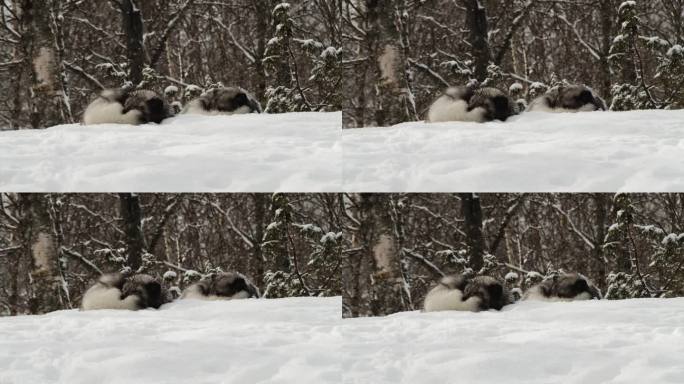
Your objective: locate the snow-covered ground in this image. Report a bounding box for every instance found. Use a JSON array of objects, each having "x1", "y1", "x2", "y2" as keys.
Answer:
[
  {"x1": 343, "y1": 110, "x2": 684, "y2": 192},
  {"x1": 0, "y1": 297, "x2": 341, "y2": 384},
  {"x1": 342, "y1": 298, "x2": 684, "y2": 384},
  {"x1": 3, "y1": 297, "x2": 683, "y2": 384},
  {"x1": 0, "y1": 112, "x2": 341, "y2": 192}
]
